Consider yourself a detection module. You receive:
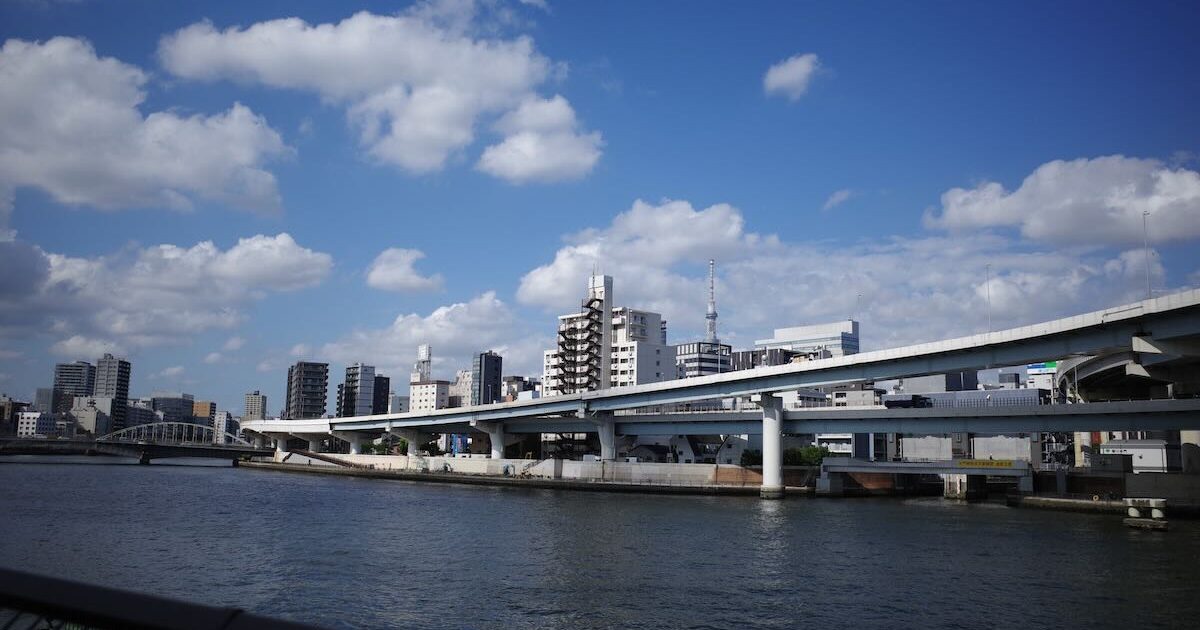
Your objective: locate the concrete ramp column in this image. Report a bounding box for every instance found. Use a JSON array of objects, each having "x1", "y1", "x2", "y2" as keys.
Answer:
[
  {"x1": 388, "y1": 428, "x2": 427, "y2": 456},
  {"x1": 266, "y1": 432, "x2": 291, "y2": 453},
  {"x1": 754, "y1": 393, "x2": 784, "y2": 499},
  {"x1": 471, "y1": 421, "x2": 507, "y2": 459},
  {"x1": 331, "y1": 431, "x2": 366, "y2": 455}
]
